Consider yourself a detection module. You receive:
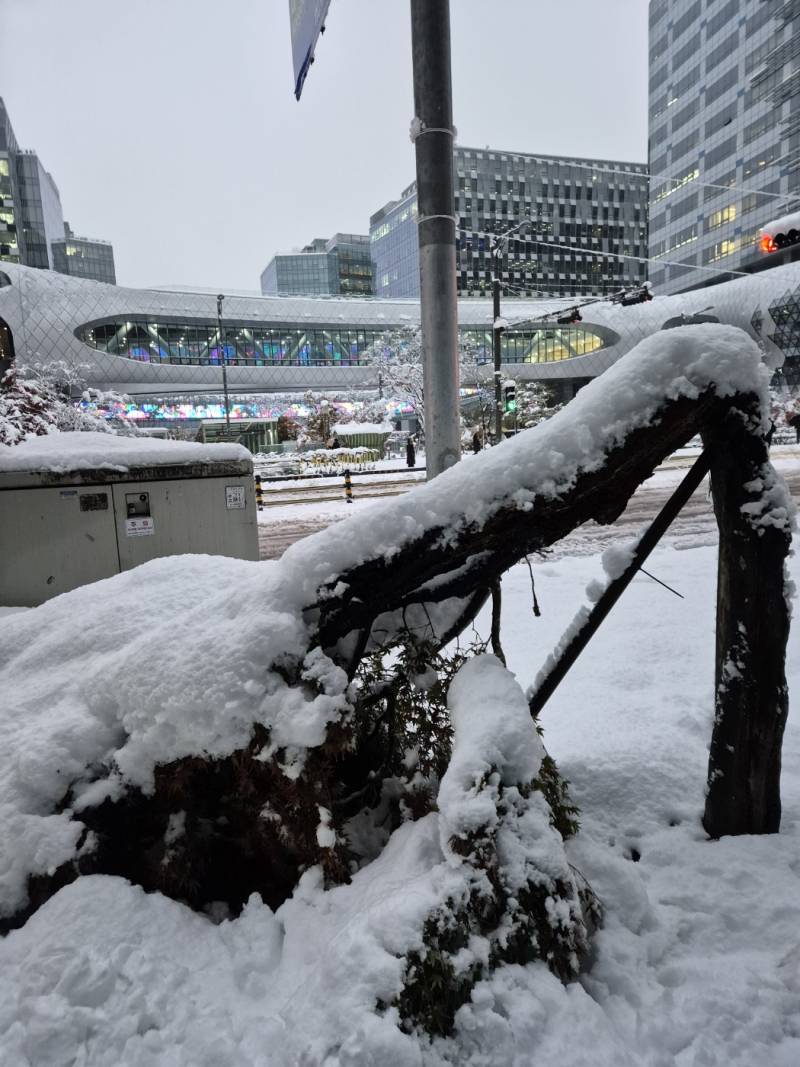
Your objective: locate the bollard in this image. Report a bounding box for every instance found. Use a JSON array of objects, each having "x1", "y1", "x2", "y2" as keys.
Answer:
[
  {"x1": 255, "y1": 474, "x2": 264, "y2": 511},
  {"x1": 344, "y1": 468, "x2": 353, "y2": 504}
]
